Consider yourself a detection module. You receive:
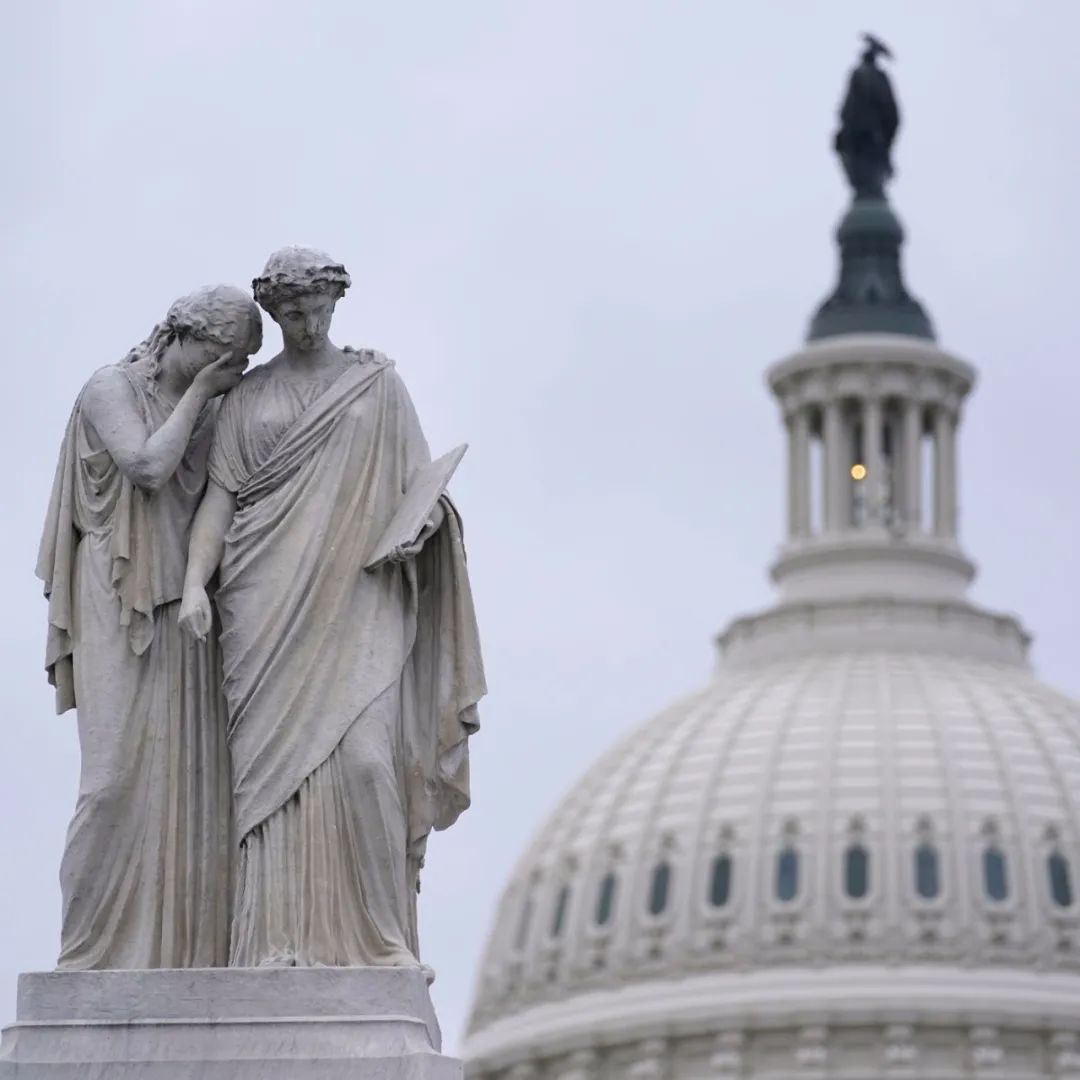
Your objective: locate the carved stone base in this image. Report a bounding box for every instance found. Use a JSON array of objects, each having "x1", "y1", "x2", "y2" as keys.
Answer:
[{"x1": 0, "y1": 966, "x2": 461, "y2": 1079}]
